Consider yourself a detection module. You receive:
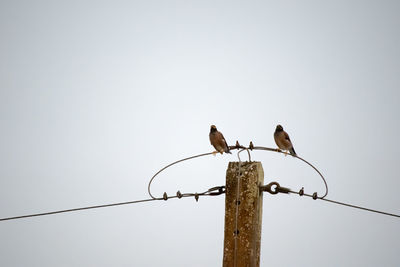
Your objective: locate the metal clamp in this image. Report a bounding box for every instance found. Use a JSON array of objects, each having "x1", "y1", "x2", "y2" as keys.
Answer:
[
  {"x1": 207, "y1": 186, "x2": 226, "y2": 196},
  {"x1": 260, "y1": 182, "x2": 291, "y2": 195}
]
